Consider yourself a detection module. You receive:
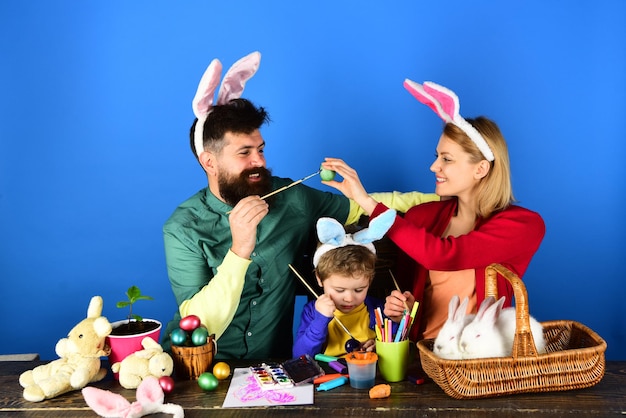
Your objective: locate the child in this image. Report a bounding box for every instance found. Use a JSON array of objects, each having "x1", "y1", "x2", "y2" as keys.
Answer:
[{"x1": 292, "y1": 209, "x2": 395, "y2": 358}]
